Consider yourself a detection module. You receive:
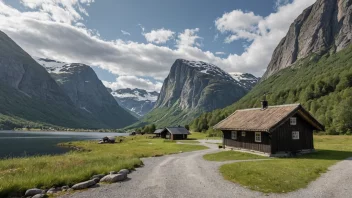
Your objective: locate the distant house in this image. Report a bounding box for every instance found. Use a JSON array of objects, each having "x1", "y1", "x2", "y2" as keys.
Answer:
[
  {"x1": 154, "y1": 127, "x2": 190, "y2": 140},
  {"x1": 214, "y1": 101, "x2": 324, "y2": 156}
]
